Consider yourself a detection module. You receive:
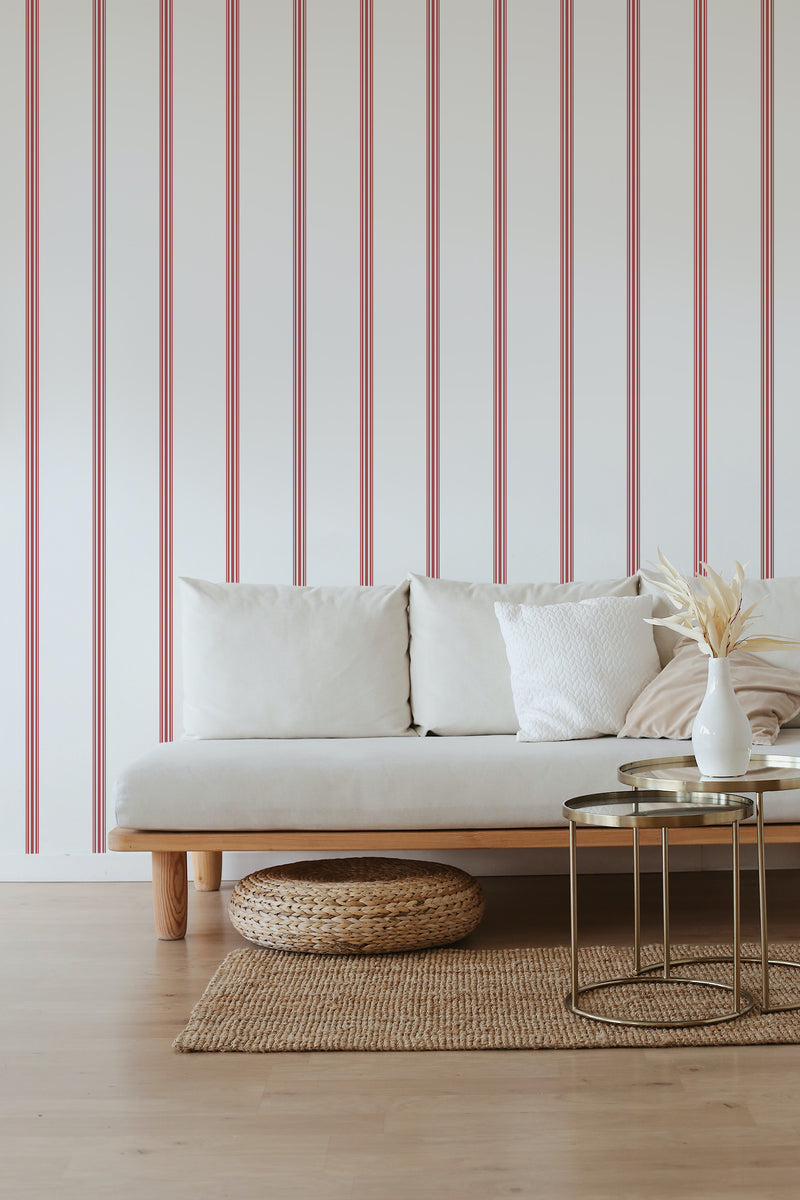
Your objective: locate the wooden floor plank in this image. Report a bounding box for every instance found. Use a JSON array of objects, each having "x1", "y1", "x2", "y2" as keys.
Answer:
[{"x1": 3, "y1": 872, "x2": 800, "y2": 1198}]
